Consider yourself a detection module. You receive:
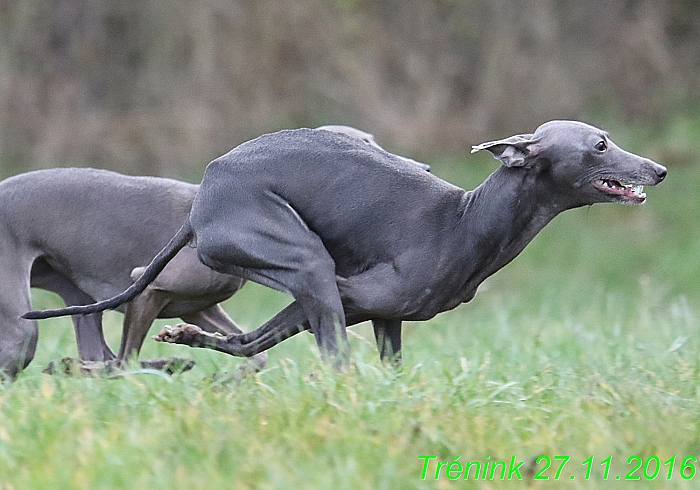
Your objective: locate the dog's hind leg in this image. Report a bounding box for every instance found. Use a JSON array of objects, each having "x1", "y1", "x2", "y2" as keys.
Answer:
[
  {"x1": 192, "y1": 190, "x2": 350, "y2": 367},
  {"x1": 155, "y1": 303, "x2": 378, "y2": 364},
  {"x1": 118, "y1": 287, "x2": 170, "y2": 360},
  {"x1": 63, "y1": 292, "x2": 112, "y2": 362},
  {"x1": 181, "y1": 304, "x2": 268, "y2": 369},
  {"x1": 180, "y1": 304, "x2": 242, "y2": 334},
  {"x1": 30, "y1": 259, "x2": 115, "y2": 361},
  {"x1": 155, "y1": 301, "x2": 310, "y2": 358}
]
